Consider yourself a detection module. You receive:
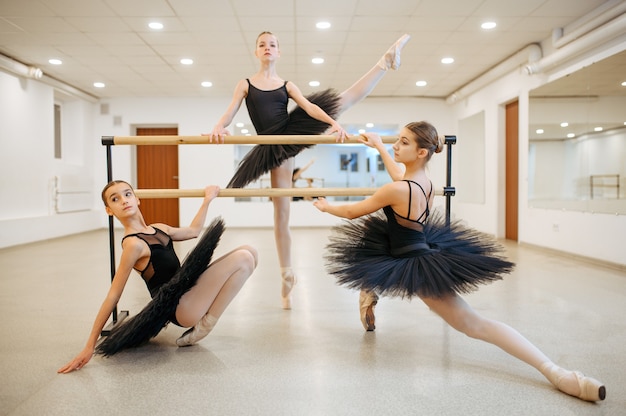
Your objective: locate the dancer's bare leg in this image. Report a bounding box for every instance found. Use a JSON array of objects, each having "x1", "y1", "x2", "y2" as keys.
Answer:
[
  {"x1": 421, "y1": 294, "x2": 605, "y2": 401},
  {"x1": 337, "y1": 34, "x2": 411, "y2": 114},
  {"x1": 175, "y1": 245, "x2": 257, "y2": 345},
  {"x1": 271, "y1": 158, "x2": 296, "y2": 309}
]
